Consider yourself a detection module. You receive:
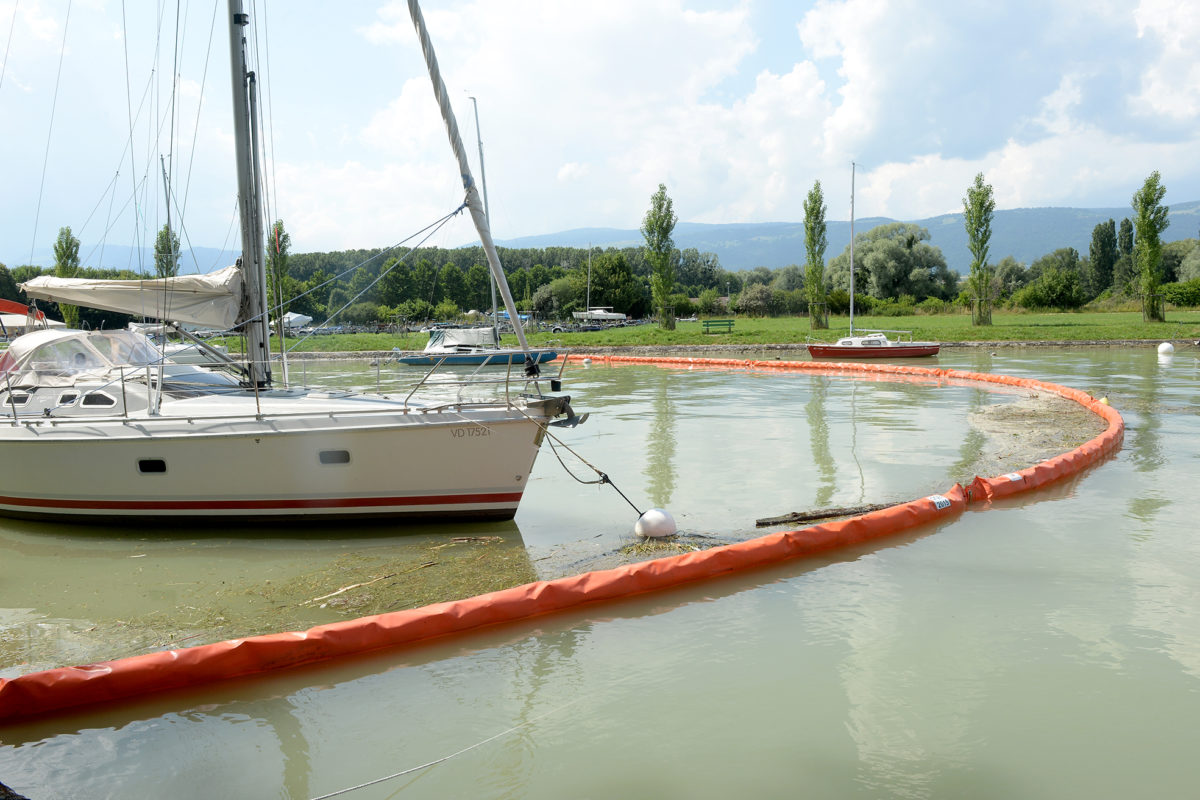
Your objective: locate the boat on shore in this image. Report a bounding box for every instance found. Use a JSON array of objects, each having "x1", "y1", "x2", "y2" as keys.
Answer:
[
  {"x1": 5, "y1": 0, "x2": 582, "y2": 523},
  {"x1": 572, "y1": 307, "x2": 627, "y2": 324}
]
